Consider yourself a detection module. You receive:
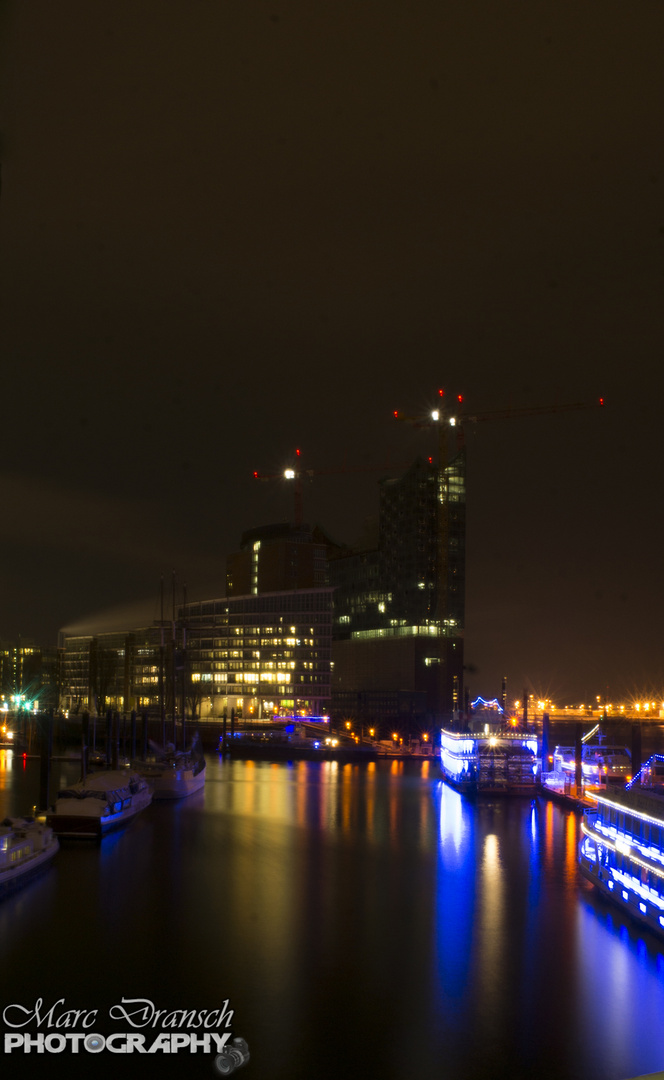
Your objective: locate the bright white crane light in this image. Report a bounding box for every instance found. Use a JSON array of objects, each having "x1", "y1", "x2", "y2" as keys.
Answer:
[
  {"x1": 431, "y1": 410, "x2": 439, "y2": 421},
  {"x1": 284, "y1": 469, "x2": 295, "y2": 479}
]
